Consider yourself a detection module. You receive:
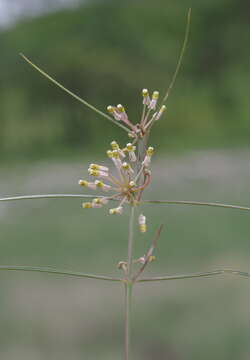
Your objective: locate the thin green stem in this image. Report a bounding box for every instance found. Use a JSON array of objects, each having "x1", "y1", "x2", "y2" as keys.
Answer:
[
  {"x1": 20, "y1": 53, "x2": 130, "y2": 133},
  {"x1": 138, "y1": 269, "x2": 250, "y2": 282},
  {"x1": 124, "y1": 206, "x2": 135, "y2": 360},
  {"x1": 124, "y1": 282, "x2": 133, "y2": 360},
  {"x1": 132, "y1": 224, "x2": 163, "y2": 283},
  {"x1": 0, "y1": 265, "x2": 122, "y2": 282},
  {"x1": 133, "y1": 164, "x2": 145, "y2": 184},
  {"x1": 161, "y1": 8, "x2": 191, "y2": 105},
  {"x1": 127, "y1": 206, "x2": 135, "y2": 279},
  {"x1": 143, "y1": 200, "x2": 250, "y2": 212}
]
